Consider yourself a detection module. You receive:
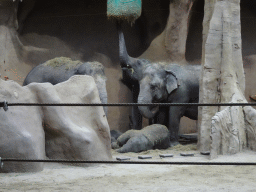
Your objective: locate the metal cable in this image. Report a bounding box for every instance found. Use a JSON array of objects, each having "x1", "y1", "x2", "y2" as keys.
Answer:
[
  {"x1": 1, "y1": 101, "x2": 256, "y2": 166},
  {"x1": 2, "y1": 102, "x2": 256, "y2": 107},
  {"x1": 1, "y1": 158, "x2": 256, "y2": 166}
]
